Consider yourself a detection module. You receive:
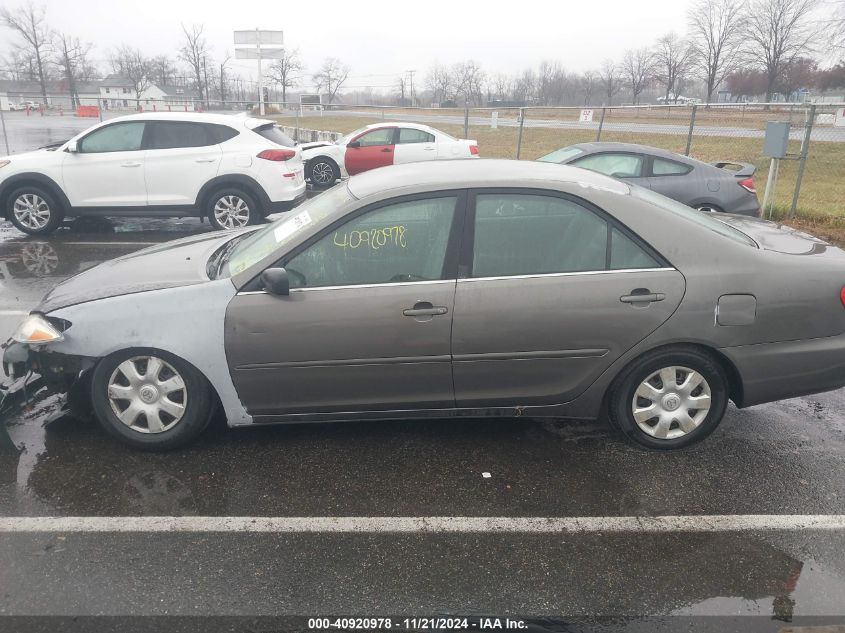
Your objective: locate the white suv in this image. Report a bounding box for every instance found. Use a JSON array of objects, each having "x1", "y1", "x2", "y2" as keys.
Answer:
[{"x1": 0, "y1": 112, "x2": 306, "y2": 235}]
